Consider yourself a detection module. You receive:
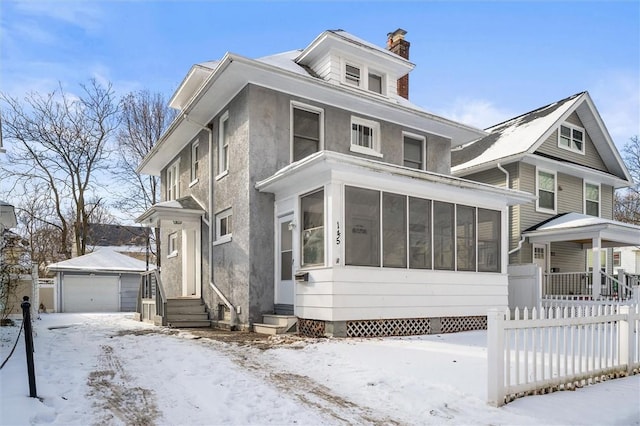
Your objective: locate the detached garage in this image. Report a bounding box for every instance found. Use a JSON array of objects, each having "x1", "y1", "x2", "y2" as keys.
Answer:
[{"x1": 47, "y1": 249, "x2": 151, "y2": 313}]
